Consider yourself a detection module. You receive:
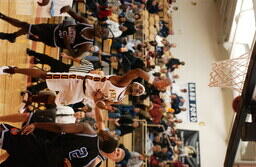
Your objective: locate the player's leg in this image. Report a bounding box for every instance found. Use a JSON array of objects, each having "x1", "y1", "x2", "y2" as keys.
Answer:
[
  {"x1": 0, "y1": 66, "x2": 47, "y2": 79},
  {"x1": 0, "y1": 13, "x2": 29, "y2": 42},
  {"x1": 0, "y1": 13, "x2": 29, "y2": 30},
  {"x1": 26, "y1": 49, "x2": 71, "y2": 72}
]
